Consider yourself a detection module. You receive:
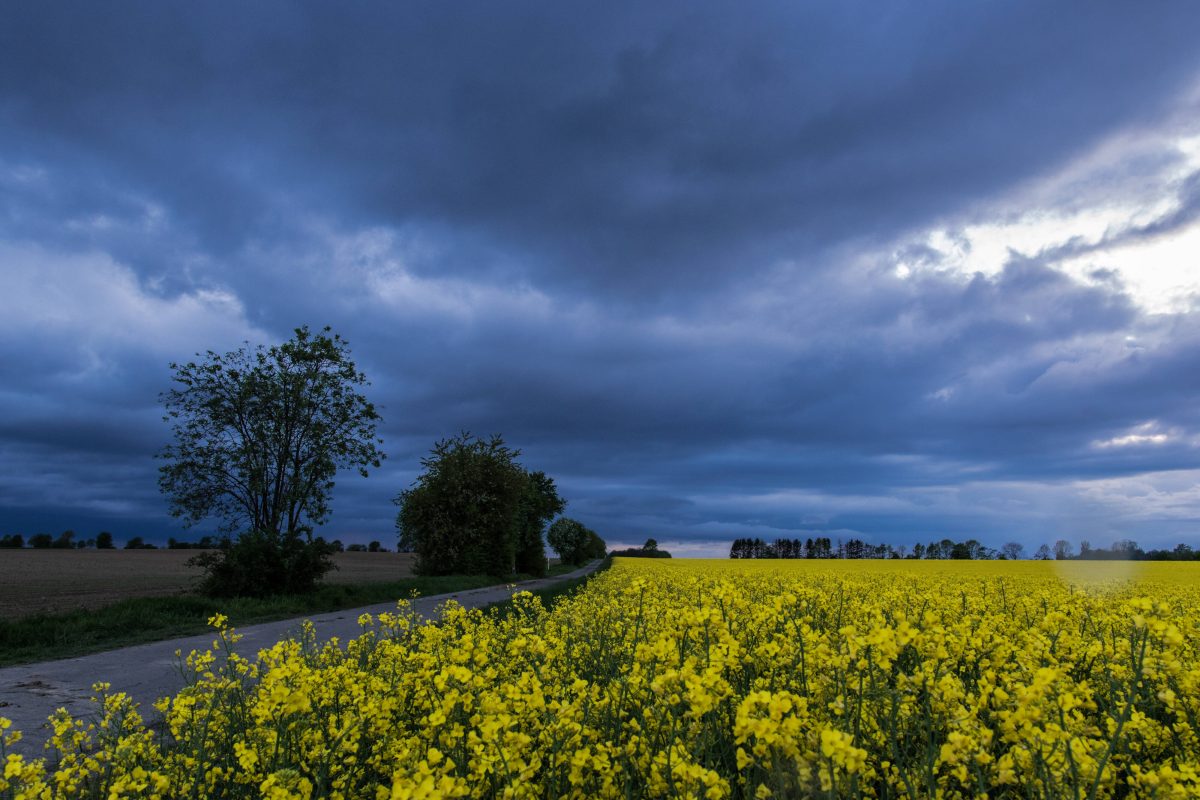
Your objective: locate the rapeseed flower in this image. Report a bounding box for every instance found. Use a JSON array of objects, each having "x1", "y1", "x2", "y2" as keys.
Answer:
[{"x1": 3, "y1": 559, "x2": 1200, "y2": 798}]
